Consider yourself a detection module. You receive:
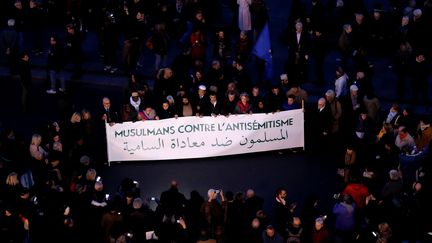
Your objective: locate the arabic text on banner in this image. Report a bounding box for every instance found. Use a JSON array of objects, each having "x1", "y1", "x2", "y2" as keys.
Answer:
[{"x1": 105, "y1": 109, "x2": 304, "y2": 162}]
